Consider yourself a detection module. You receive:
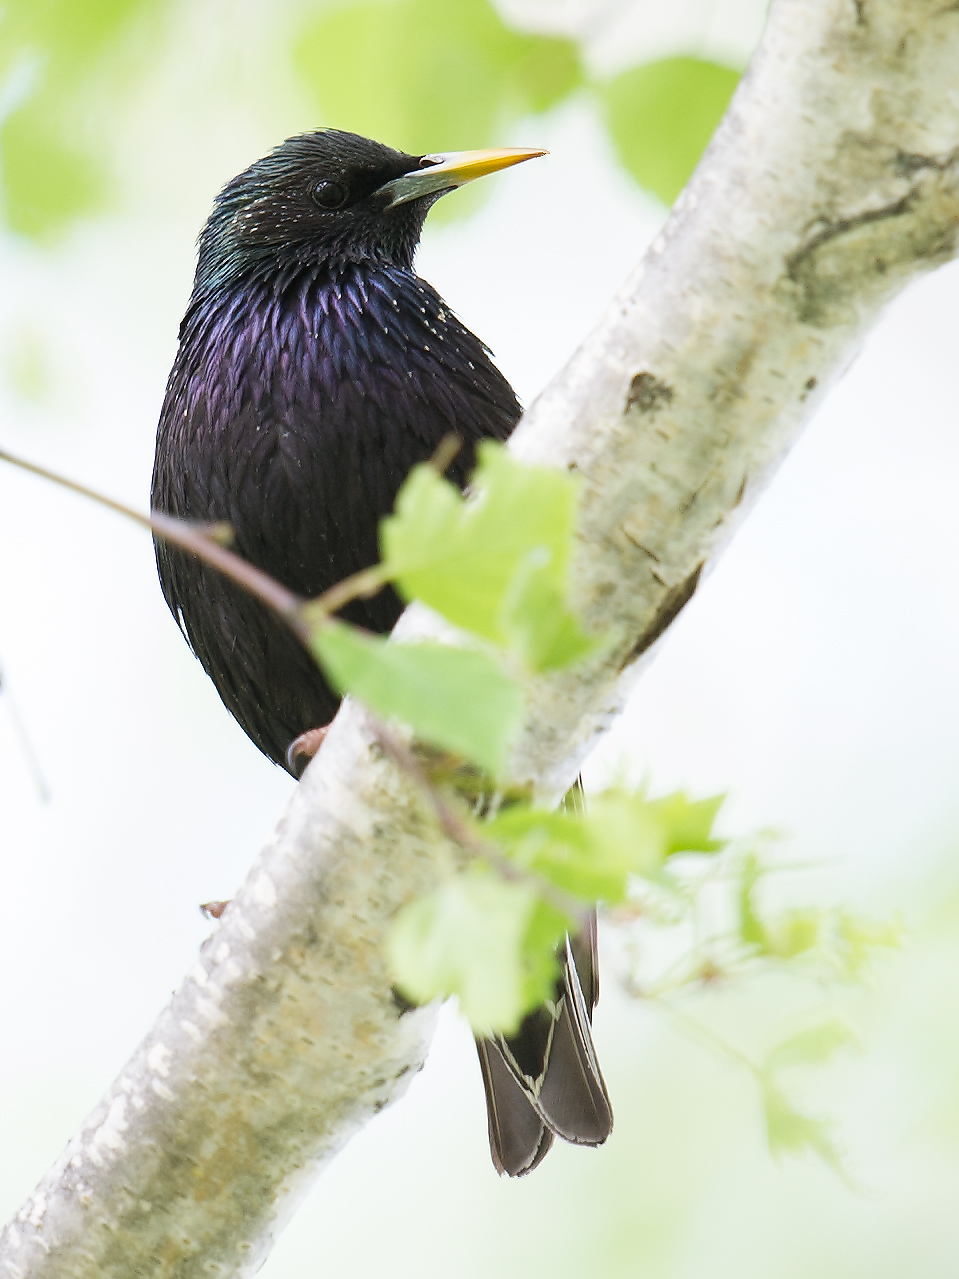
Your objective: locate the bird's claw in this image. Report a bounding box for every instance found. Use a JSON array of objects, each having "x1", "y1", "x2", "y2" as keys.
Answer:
[{"x1": 286, "y1": 724, "x2": 330, "y2": 777}]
